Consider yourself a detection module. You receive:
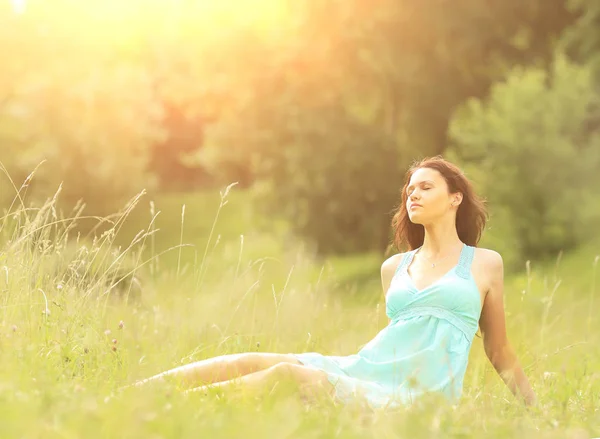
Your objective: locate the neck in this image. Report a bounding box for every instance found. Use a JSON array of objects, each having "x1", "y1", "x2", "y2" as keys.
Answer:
[{"x1": 420, "y1": 218, "x2": 462, "y2": 256}]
